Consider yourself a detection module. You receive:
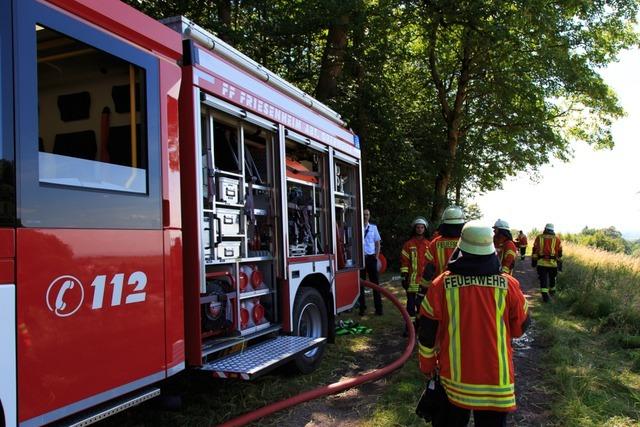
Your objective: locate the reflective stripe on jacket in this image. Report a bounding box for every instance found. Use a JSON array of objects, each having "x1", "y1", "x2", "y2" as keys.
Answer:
[
  {"x1": 427, "y1": 235, "x2": 458, "y2": 278},
  {"x1": 516, "y1": 235, "x2": 528, "y2": 248},
  {"x1": 532, "y1": 234, "x2": 562, "y2": 267},
  {"x1": 496, "y1": 239, "x2": 517, "y2": 275},
  {"x1": 400, "y1": 236, "x2": 431, "y2": 293},
  {"x1": 419, "y1": 271, "x2": 529, "y2": 412}
]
